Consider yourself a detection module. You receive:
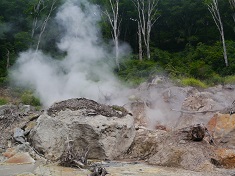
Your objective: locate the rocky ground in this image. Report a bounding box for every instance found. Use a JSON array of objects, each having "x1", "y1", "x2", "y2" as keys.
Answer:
[{"x1": 1, "y1": 78, "x2": 235, "y2": 175}]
